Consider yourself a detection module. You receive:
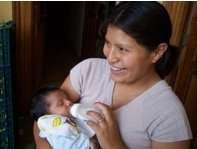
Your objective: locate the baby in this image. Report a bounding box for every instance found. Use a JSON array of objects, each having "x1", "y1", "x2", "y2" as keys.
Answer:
[{"x1": 31, "y1": 86, "x2": 99, "y2": 149}]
